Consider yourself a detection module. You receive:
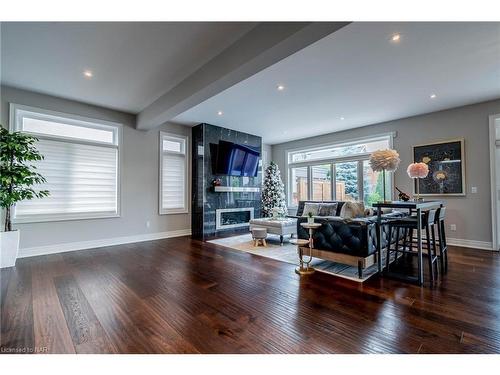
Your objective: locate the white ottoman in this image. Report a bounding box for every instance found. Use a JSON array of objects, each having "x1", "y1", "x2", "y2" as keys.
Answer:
[
  {"x1": 251, "y1": 227, "x2": 267, "y2": 247},
  {"x1": 249, "y1": 217, "x2": 297, "y2": 245}
]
